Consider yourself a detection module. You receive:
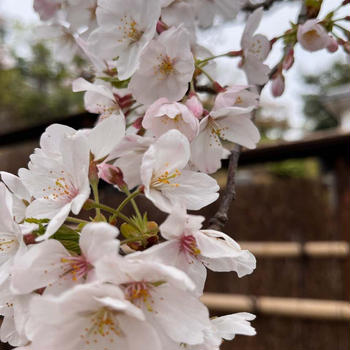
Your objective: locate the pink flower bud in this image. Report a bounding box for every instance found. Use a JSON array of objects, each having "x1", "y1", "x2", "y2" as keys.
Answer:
[
  {"x1": 97, "y1": 163, "x2": 126, "y2": 188},
  {"x1": 271, "y1": 73, "x2": 285, "y2": 97},
  {"x1": 156, "y1": 21, "x2": 168, "y2": 34},
  {"x1": 297, "y1": 19, "x2": 330, "y2": 52},
  {"x1": 282, "y1": 48, "x2": 294, "y2": 70},
  {"x1": 185, "y1": 95, "x2": 203, "y2": 119},
  {"x1": 326, "y1": 36, "x2": 338, "y2": 52}
]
